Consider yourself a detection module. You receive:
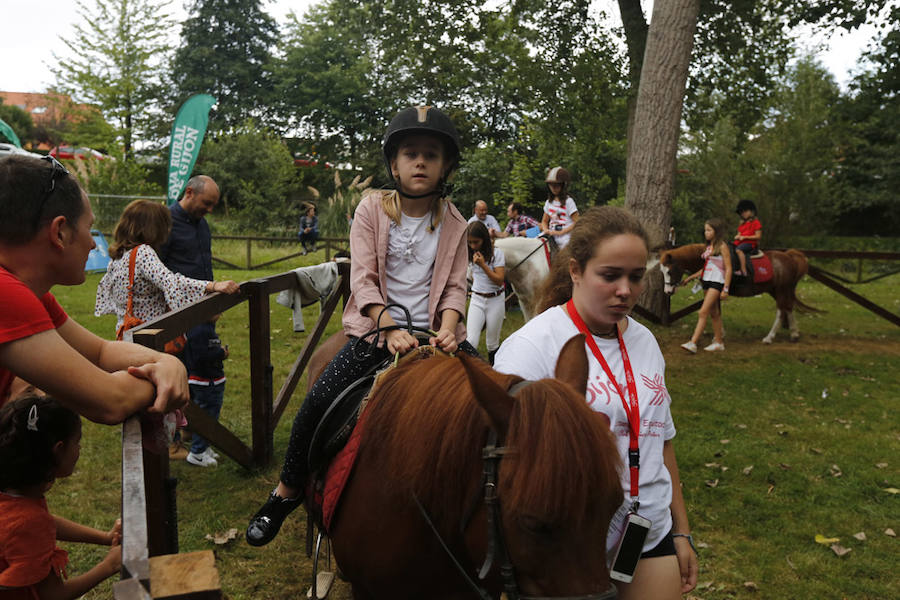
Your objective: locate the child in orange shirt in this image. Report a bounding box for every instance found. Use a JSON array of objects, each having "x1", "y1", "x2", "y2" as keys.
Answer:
[{"x1": 0, "y1": 396, "x2": 121, "y2": 599}]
